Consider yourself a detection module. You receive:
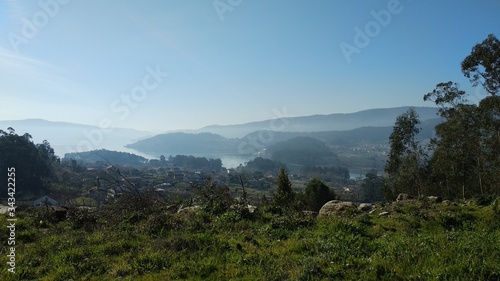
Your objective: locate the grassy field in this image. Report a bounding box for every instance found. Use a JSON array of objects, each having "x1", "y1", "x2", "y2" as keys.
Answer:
[{"x1": 1, "y1": 198, "x2": 499, "y2": 280}]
